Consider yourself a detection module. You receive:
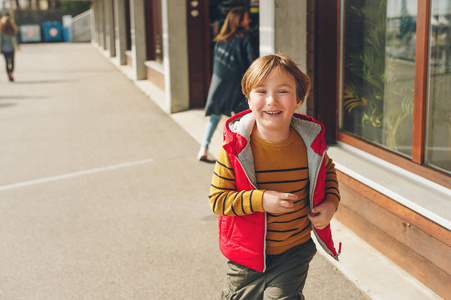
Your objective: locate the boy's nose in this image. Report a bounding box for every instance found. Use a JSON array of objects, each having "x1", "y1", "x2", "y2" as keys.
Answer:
[{"x1": 266, "y1": 93, "x2": 278, "y2": 106}]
